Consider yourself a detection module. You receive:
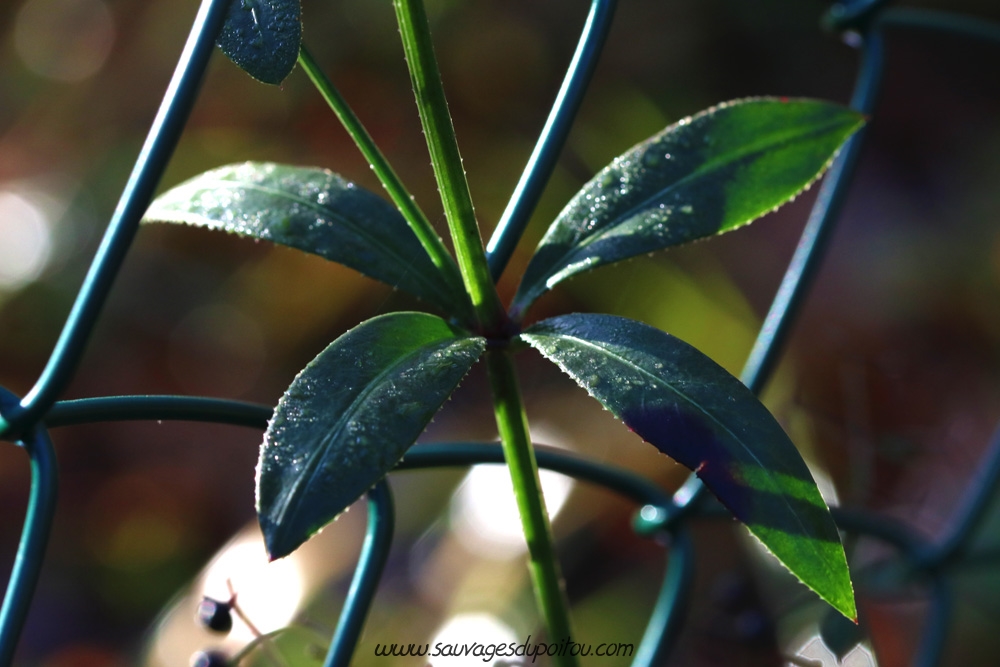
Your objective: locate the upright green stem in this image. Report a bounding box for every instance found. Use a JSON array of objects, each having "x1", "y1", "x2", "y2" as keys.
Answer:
[
  {"x1": 297, "y1": 45, "x2": 466, "y2": 307},
  {"x1": 392, "y1": 0, "x2": 504, "y2": 334},
  {"x1": 486, "y1": 350, "x2": 577, "y2": 667},
  {"x1": 393, "y1": 0, "x2": 573, "y2": 653}
]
